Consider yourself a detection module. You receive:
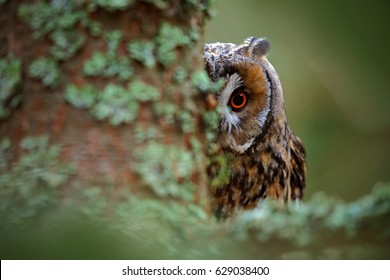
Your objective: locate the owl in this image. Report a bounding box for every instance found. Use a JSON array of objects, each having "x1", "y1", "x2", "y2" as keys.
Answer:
[{"x1": 204, "y1": 37, "x2": 306, "y2": 219}]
